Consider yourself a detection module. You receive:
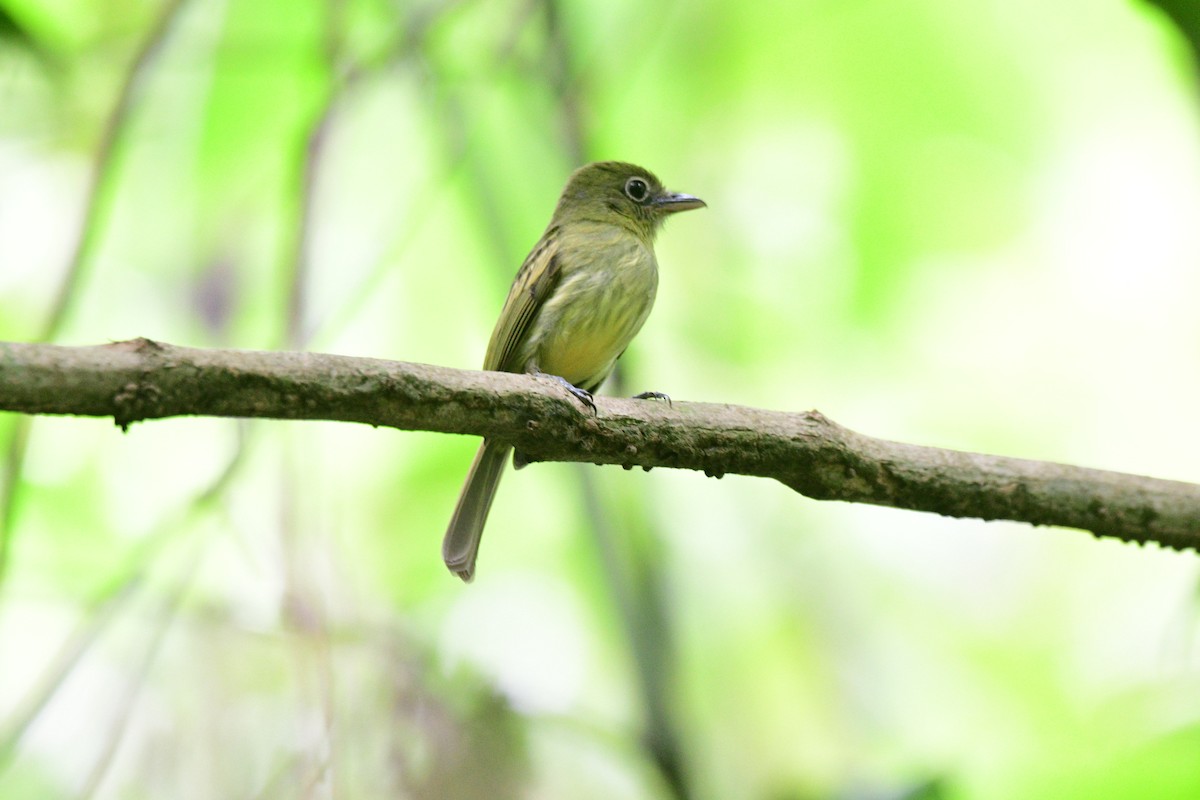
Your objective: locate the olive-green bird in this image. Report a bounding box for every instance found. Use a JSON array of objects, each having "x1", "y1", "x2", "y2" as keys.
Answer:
[{"x1": 442, "y1": 161, "x2": 705, "y2": 581}]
